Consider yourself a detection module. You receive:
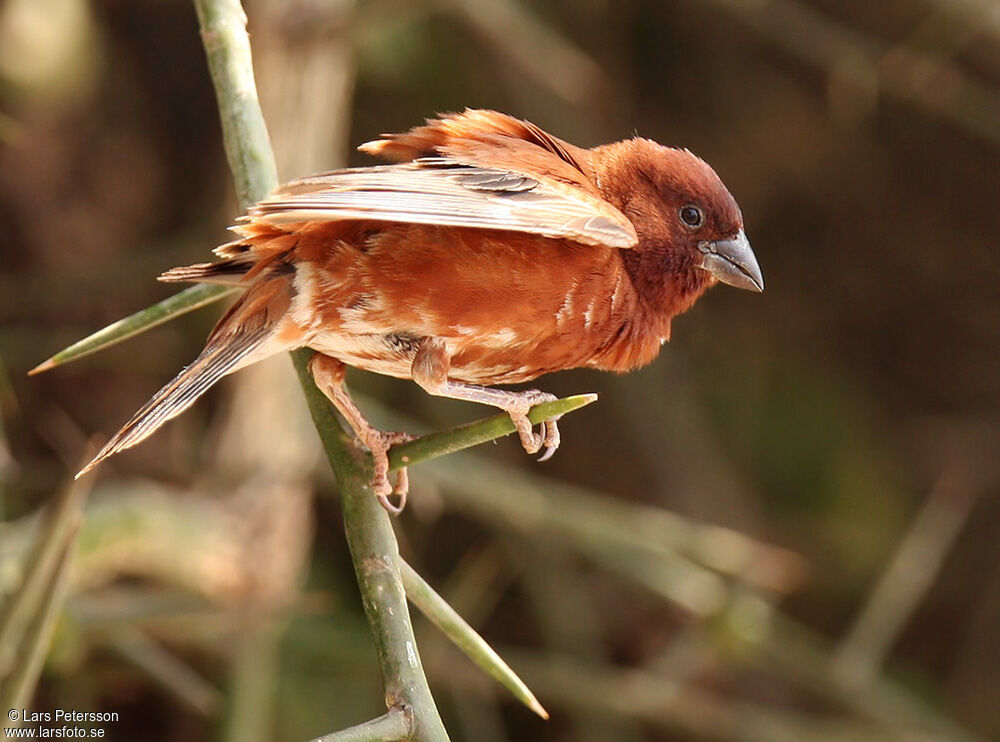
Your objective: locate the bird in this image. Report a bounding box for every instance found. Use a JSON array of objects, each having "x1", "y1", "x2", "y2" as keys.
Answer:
[{"x1": 63, "y1": 109, "x2": 763, "y2": 510}]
